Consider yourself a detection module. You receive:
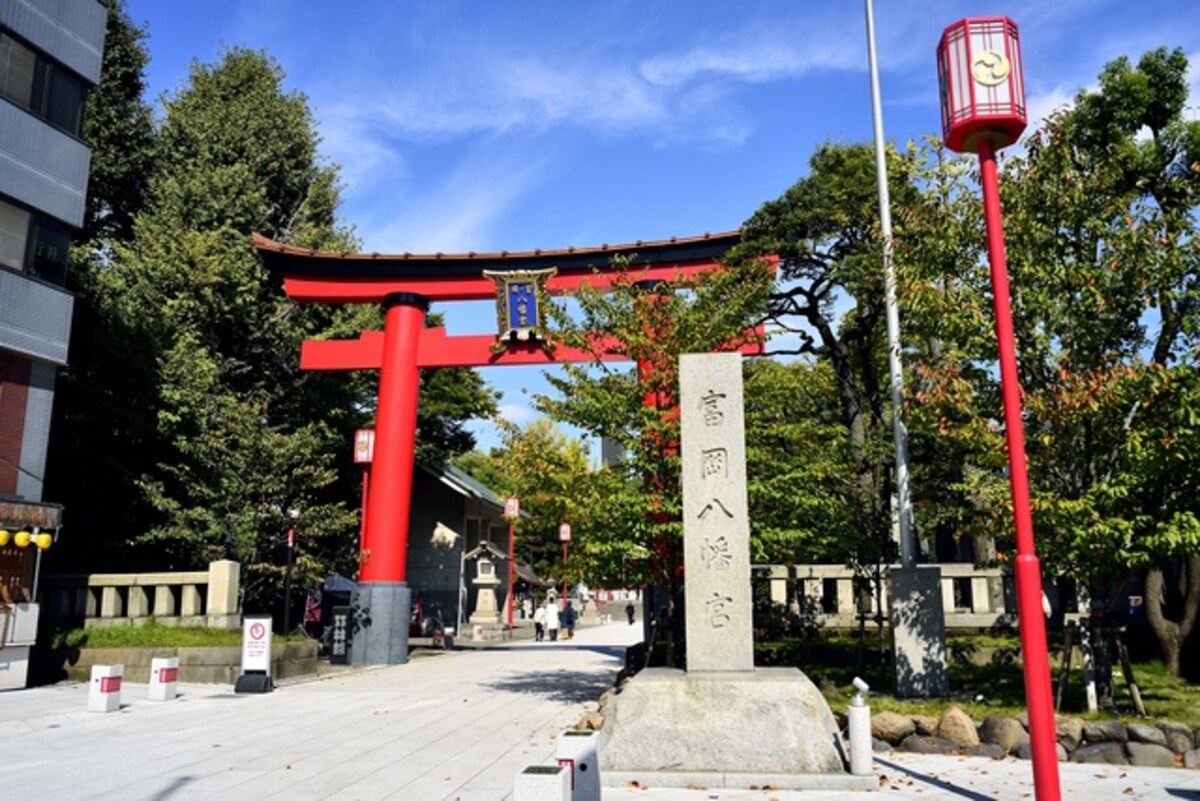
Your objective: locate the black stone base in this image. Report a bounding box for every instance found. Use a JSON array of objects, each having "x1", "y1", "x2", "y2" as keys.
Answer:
[
  {"x1": 350, "y1": 582, "x2": 411, "y2": 666},
  {"x1": 234, "y1": 671, "x2": 274, "y2": 693}
]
